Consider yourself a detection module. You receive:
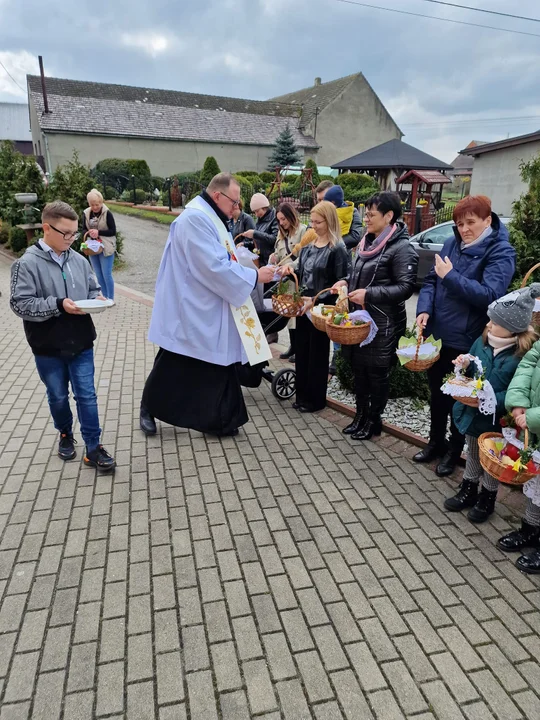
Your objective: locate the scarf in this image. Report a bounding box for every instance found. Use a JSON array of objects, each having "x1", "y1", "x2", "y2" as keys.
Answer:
[
  {"x1": 487, "y1": 331, "x2": 517, "y2": 357},
  {"x1": 358, "y1": 223, "x2": 397, "y2": 259},
  {"x1": 460, "y1": 224, "x2": 492, "y2": 250}
]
